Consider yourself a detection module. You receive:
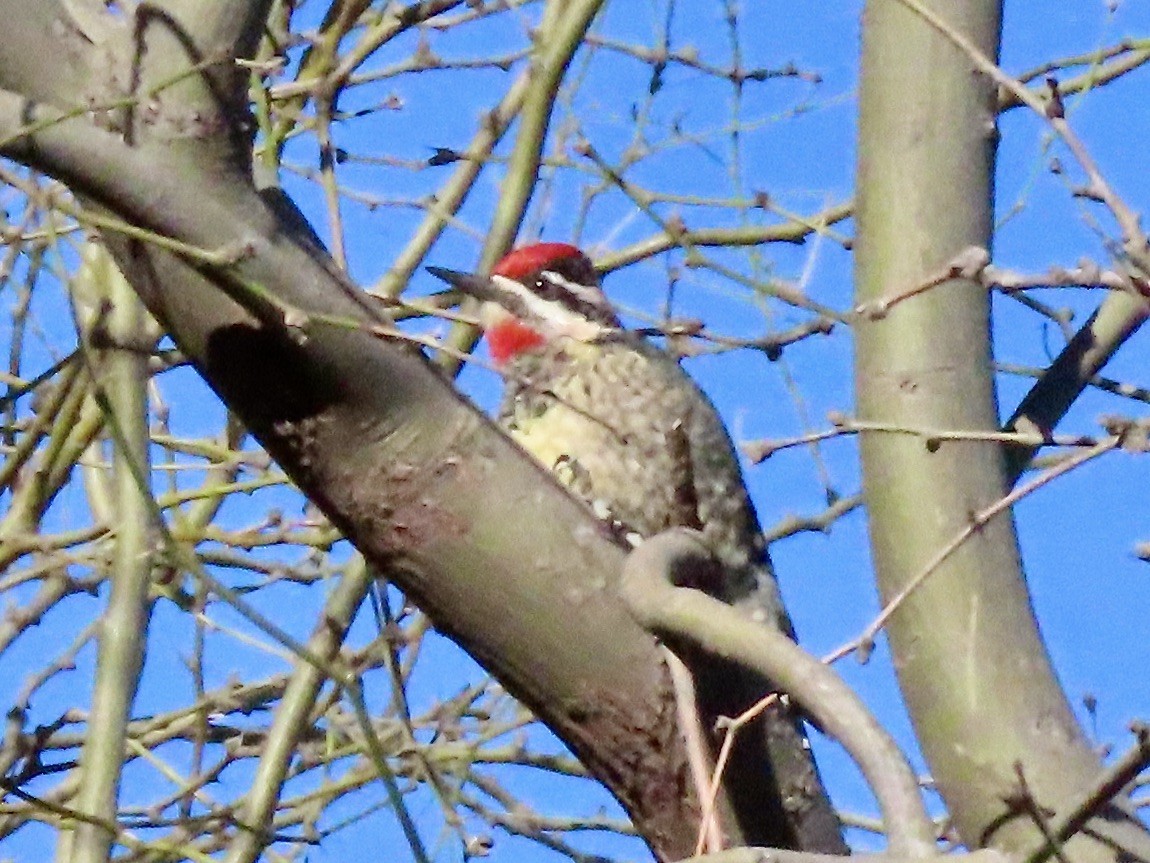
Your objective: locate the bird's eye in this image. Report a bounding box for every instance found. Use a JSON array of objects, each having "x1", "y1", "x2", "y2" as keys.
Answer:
[{"x1": 535, "y1": 275, "x2": 560, "y2": 301}]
